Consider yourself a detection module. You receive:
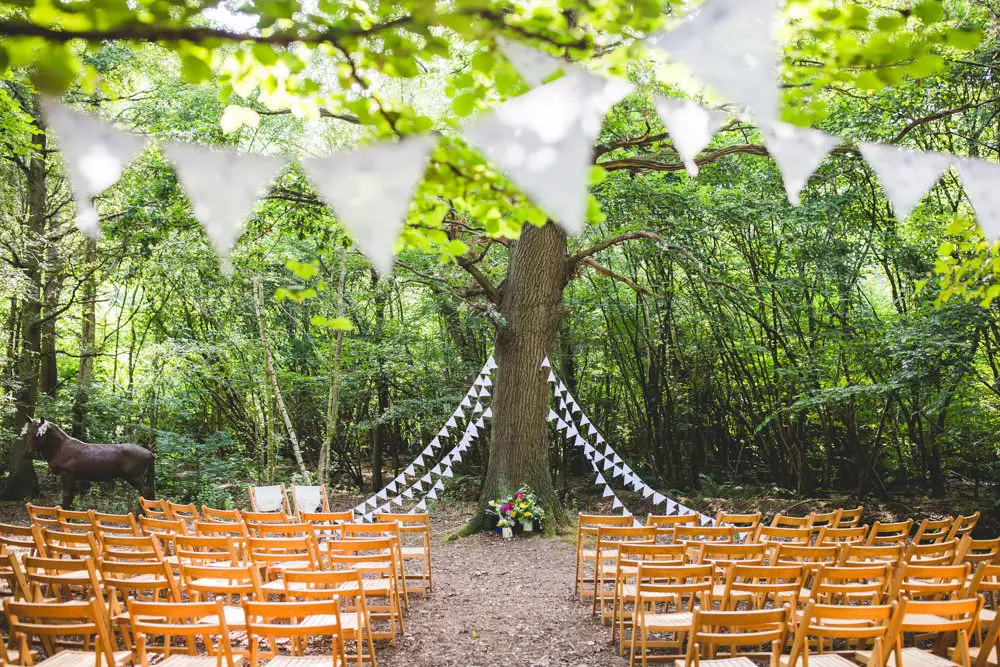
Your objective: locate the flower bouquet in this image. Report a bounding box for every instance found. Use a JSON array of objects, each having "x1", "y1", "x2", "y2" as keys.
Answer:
[{"x1": 487, "y1": 486, "x2": 546, "y2": 537}]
